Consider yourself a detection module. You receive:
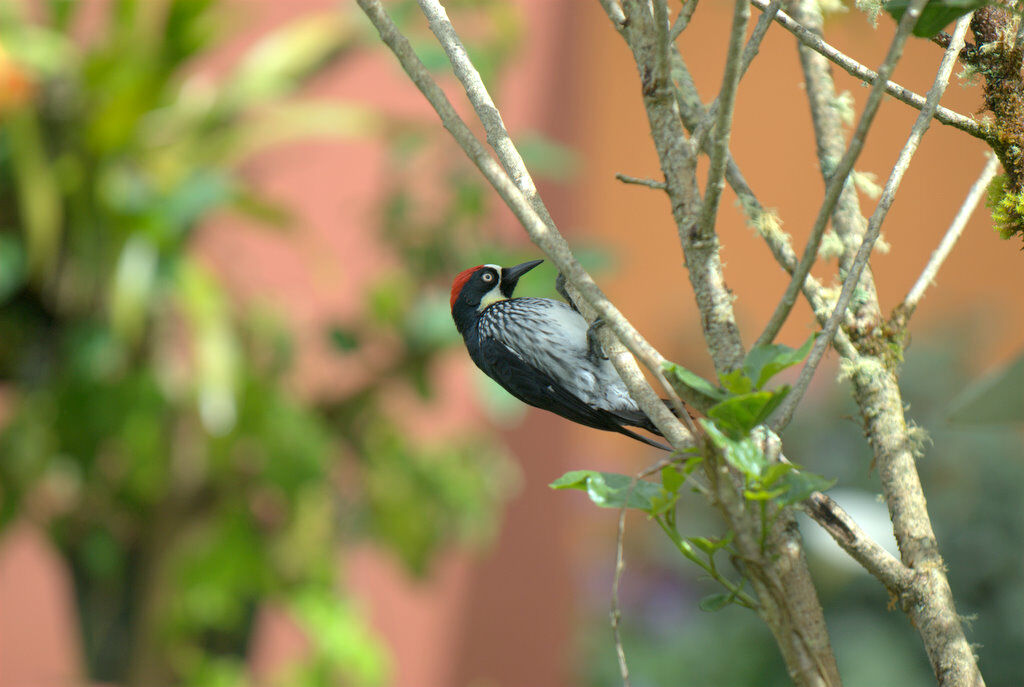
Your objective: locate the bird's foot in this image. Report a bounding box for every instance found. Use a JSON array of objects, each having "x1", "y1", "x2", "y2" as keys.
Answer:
[
  {"x1": 587, "y1": 317, "x2": 609, "y2": 360},
  {"x1": 555, "y1": 272, "x2": 580, "y2": 312}
]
